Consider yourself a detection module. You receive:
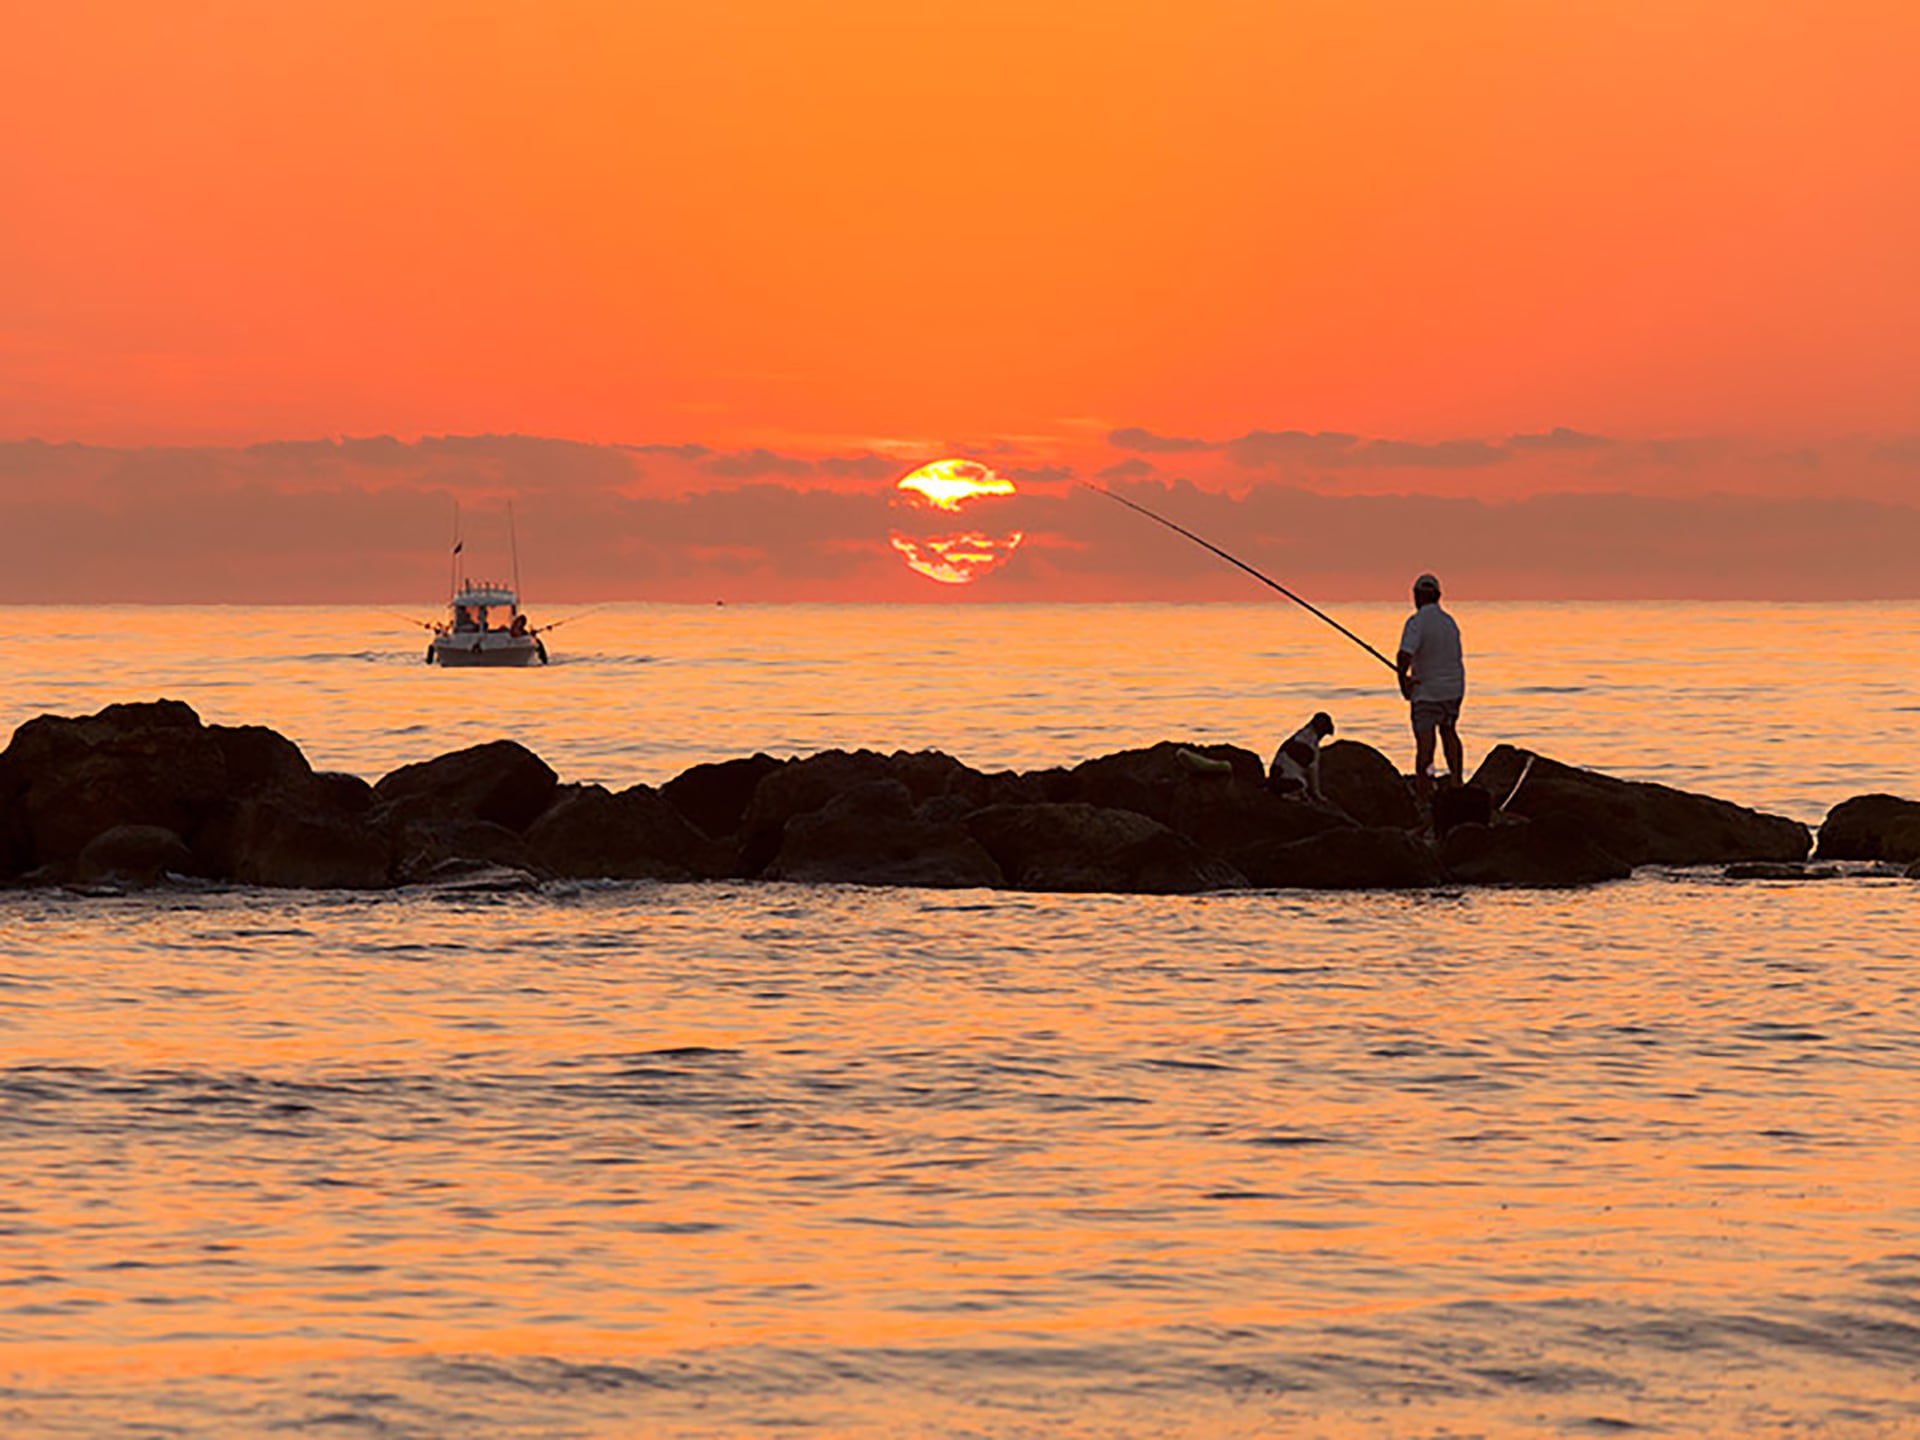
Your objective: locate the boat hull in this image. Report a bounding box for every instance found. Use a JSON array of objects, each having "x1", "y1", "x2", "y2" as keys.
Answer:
[{"x1": 429, "y1": 635, "x2": 546, "y2": 667}]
